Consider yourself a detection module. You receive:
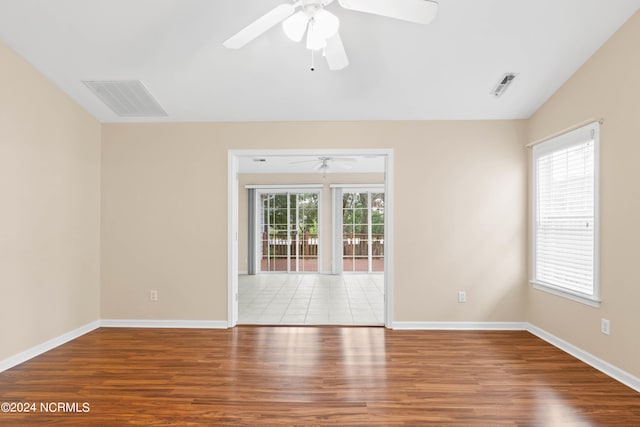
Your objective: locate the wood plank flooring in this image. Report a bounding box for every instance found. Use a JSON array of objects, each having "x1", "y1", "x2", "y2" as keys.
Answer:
[{"x1": 1, "y1": 327, "x2": 638, "y2": 426}]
